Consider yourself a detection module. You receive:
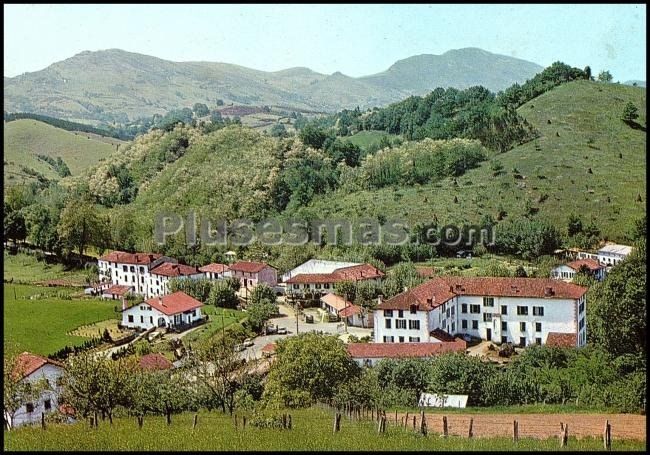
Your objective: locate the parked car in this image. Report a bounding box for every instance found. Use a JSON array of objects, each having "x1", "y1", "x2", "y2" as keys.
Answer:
[
  {"x1": 277, "y1": 327, "x2": 287, "y2": 335},
  {"x1": 456, "y1": 250, "x2": 472, "y2": 258},
  {"x1": 305, "y1": 314, "x2": 314, "y2": 324},
  {"x1": 243, "y1": 338, "x2": 254, "y2": 347},
  {"x1": 265, "y1": 324, "x2": 277, "y2": 335}
]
